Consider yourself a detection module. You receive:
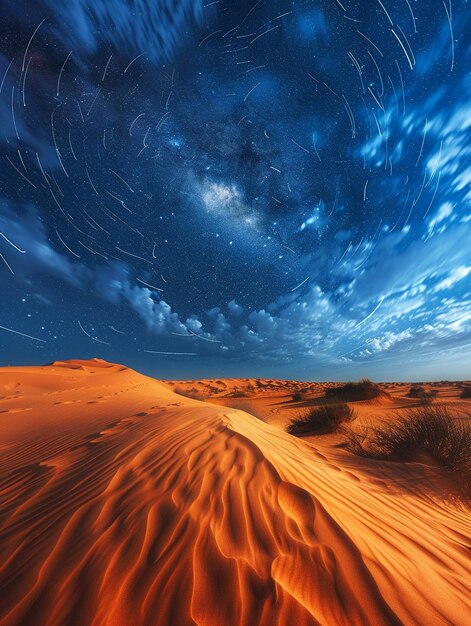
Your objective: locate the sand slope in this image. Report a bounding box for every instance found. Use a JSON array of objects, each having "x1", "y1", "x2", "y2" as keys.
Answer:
[{"x1": 0, "y1": 361, "x2": 470, "y2": 625}]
